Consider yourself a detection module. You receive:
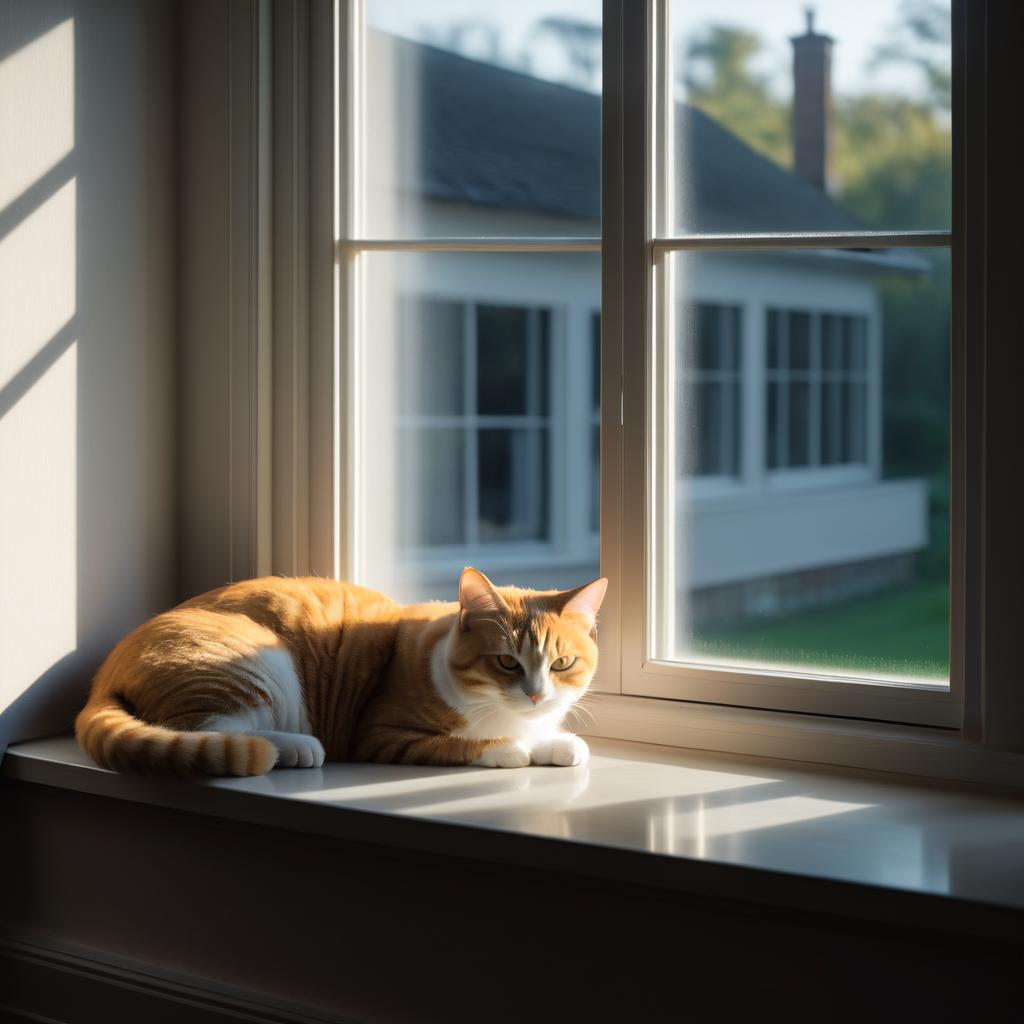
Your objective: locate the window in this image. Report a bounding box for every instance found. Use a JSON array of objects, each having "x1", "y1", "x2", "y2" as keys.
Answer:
[
  {"x1": 317, "y1": 0, "x2": 1022, "y2": 760},
  {"x1": 397, "y1": 298, "x2": 553, "y2": 550},
  {"x1": 681, "y1": 303, "x2": 742, "y2": 478},
  {"x1": 336, "y1": 1, "x2": 603, "y2": 601},
  {"x1": 625, "y1": 0, "x2": 957, "y2": 727},
  {"x1": 766, "y1": 309, "x2": 868, "y2": 472}
]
